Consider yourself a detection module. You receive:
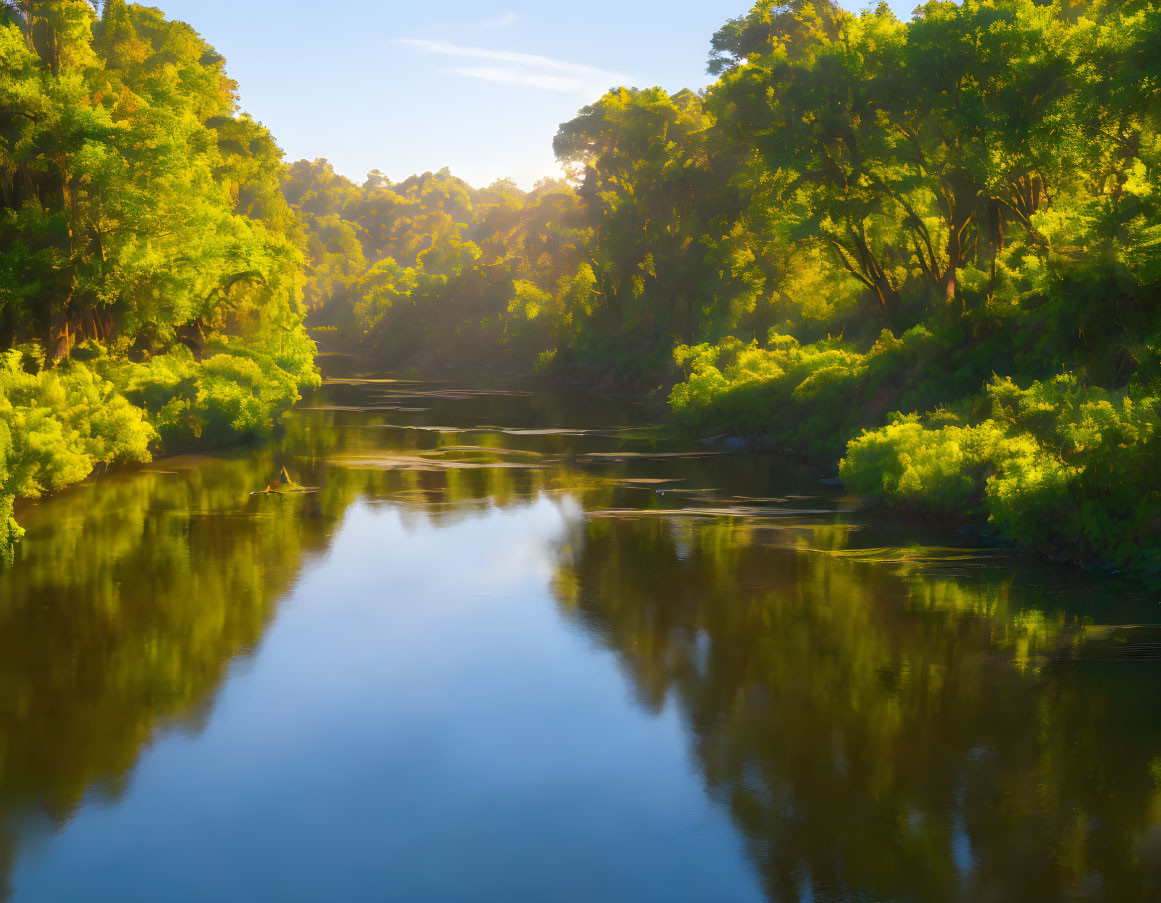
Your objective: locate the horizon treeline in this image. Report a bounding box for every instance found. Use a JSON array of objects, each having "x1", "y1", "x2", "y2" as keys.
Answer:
[
  {"x1": 290, "y1": 0, "x2": 1161, "y2": 578},
  {"x1": 282, "y1": 161, "x2": 588, "y2": 370}
]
